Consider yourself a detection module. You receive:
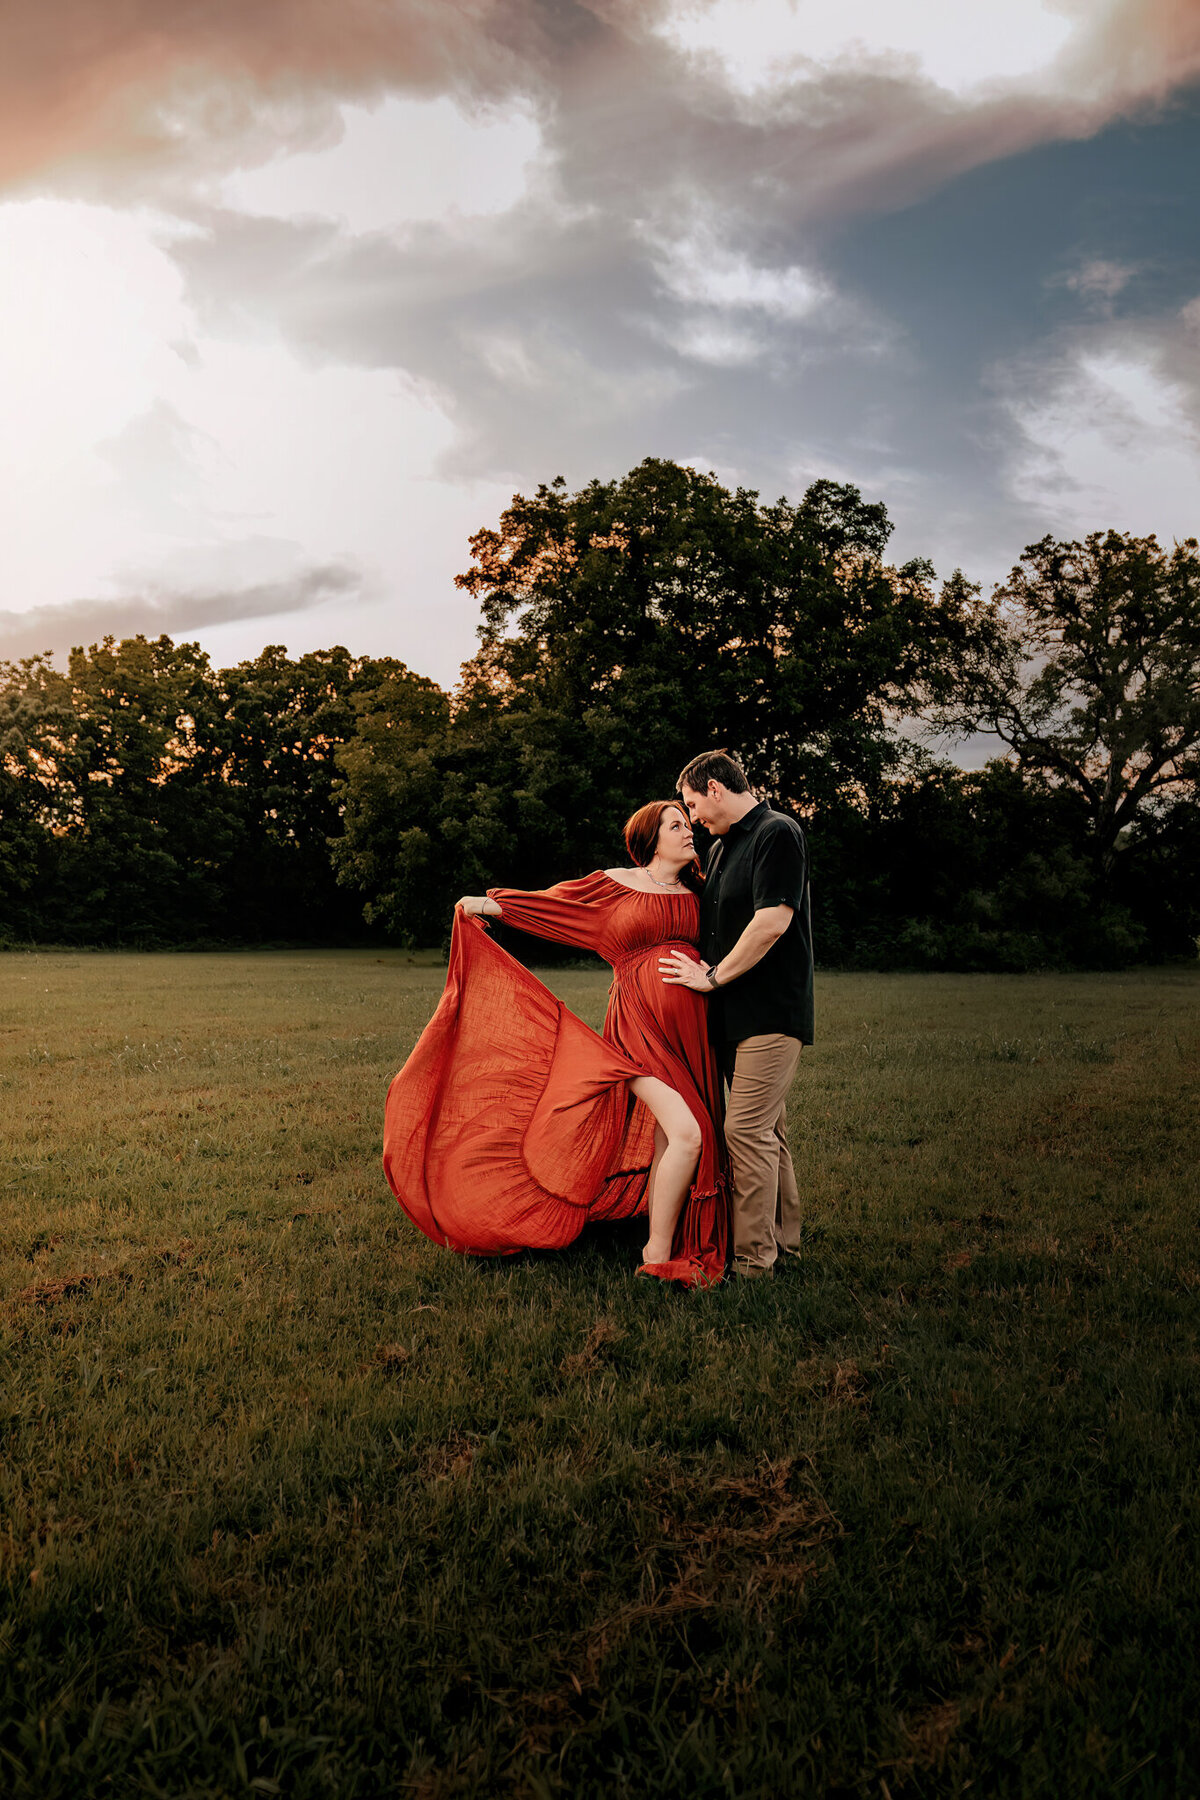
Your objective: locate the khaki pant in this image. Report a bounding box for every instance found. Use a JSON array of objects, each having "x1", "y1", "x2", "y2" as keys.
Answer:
[{"x1": 722, "y1": 1033, "x2": 802, "y2": 1273}]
